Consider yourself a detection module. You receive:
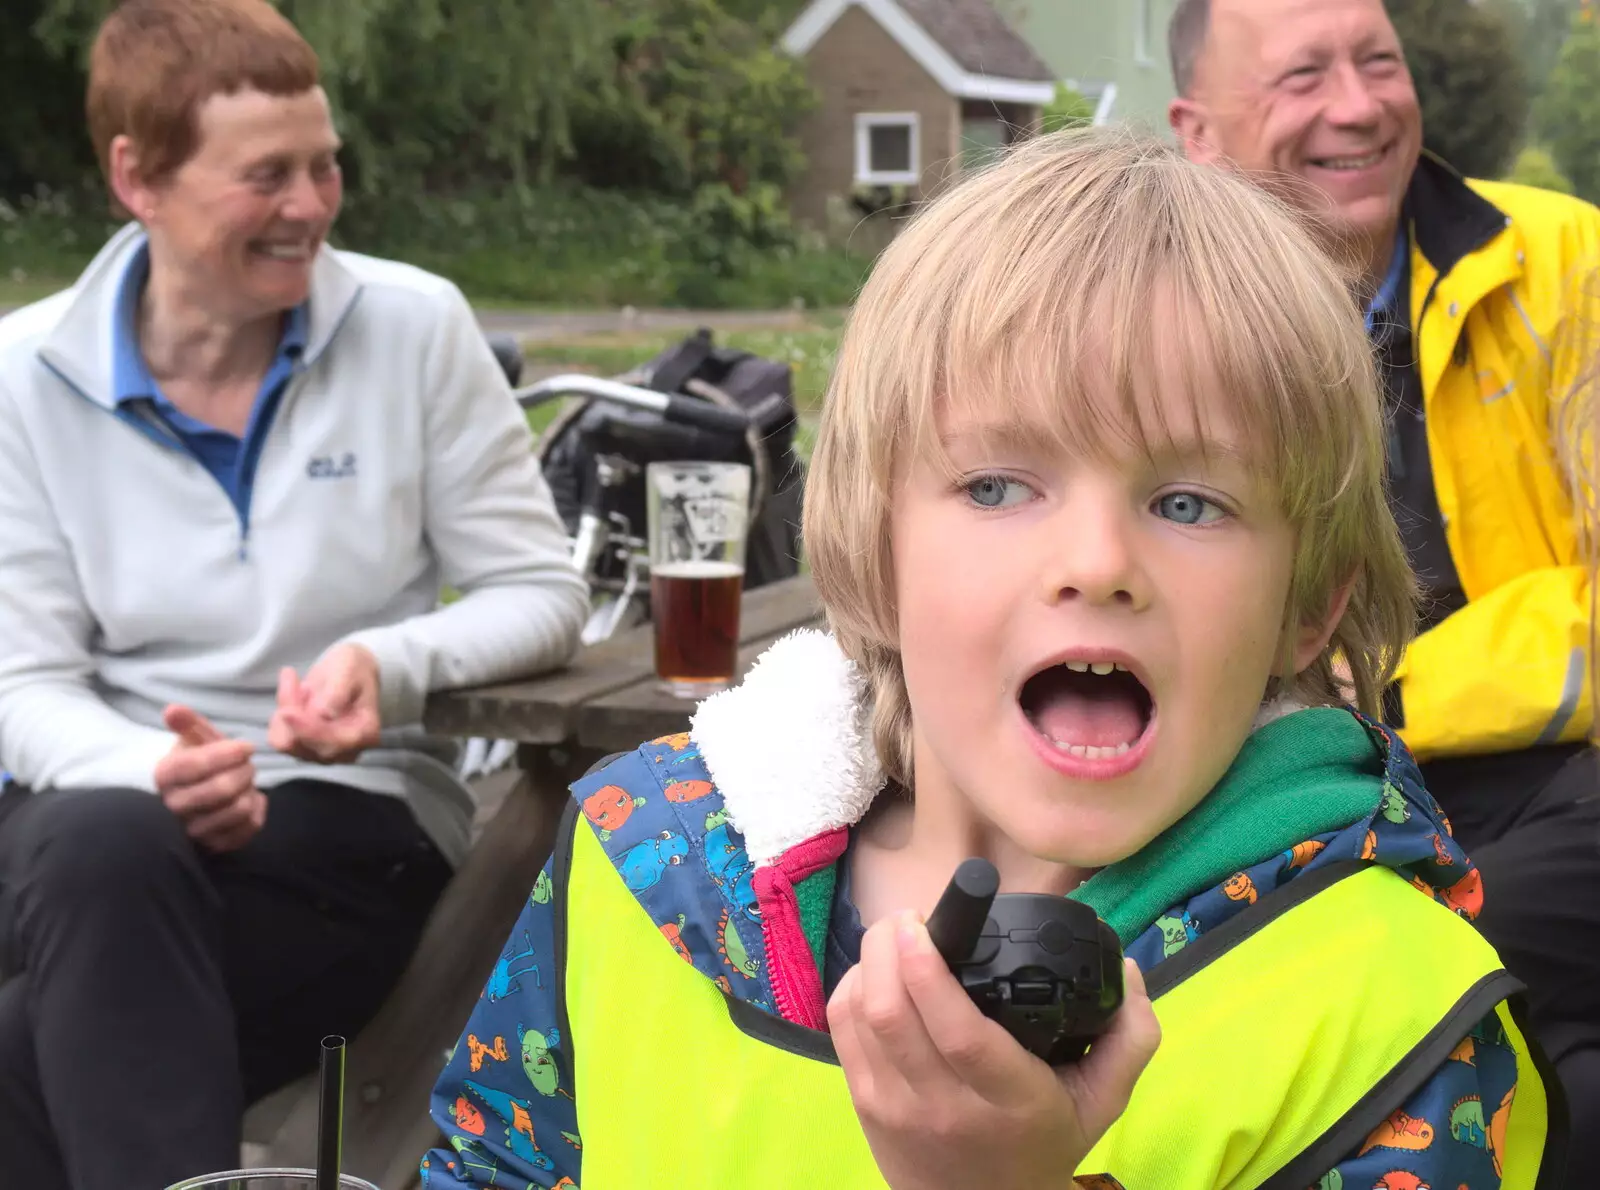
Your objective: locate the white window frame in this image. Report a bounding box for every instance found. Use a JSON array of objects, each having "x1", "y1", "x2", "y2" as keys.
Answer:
[
  {"x1": 854, "y1": 112, "x2": 921, "y2": 186},
  {"x1": 1094, "y1": 82, "x2": 1119, "y2": 125},
  {"x1": 1134, "y1": 0, "x2": 1154, "y2": 65},
  {"x1": 1065, "y1": 79, "x2": 1119, "y2": 127}
]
